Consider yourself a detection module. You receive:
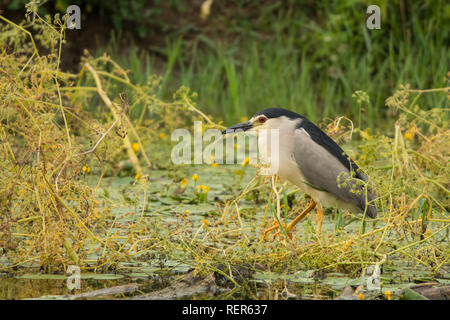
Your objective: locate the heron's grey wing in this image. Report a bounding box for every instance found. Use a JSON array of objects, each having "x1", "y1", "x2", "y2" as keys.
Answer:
[
  {"x1": 296, "y1": 119, "x2": 368, "y2": 181},
  {"x1": 293, "y1": 128, "x2": 377, "y2": 218}
]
